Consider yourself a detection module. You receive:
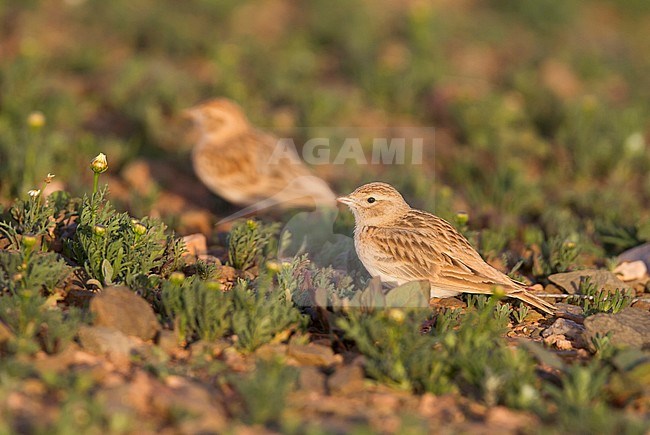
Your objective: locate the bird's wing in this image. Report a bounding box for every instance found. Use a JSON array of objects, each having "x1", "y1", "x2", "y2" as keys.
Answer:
[
  {"x1": 253, "y1": 130, "x2": 336, "y2": 207},
  {"x1": 369, "y1": 211, "x2": 518, "y2": 294},
  {"x1": 192, "y1": 135, "x2": 264, "y2": 204},
  {"x1": 193, "y1": 130, "x2": 335, "y2": 207}
]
